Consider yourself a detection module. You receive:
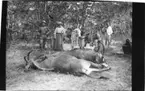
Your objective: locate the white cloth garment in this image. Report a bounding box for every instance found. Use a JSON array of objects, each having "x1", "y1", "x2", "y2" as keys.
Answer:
[
  {"x1": 54, "y1": 26, "x2": 66, "y2": 34},
  {"x1": 74, "y1": 28, "x2": 81, "y2": 37},
  {"x1": 54, "y1": 26, "x2": 66, "y2": 39},
  {"x1": 107, "y1": 26, "x2": 113, "y2": 36}
]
